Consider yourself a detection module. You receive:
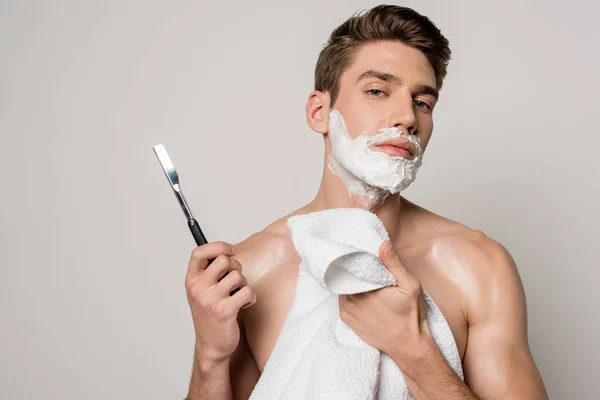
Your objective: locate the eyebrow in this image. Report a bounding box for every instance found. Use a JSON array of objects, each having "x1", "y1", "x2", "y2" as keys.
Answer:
[{"x1": 356, "y1": 69, "x2": 439, "y2": 100}]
